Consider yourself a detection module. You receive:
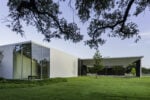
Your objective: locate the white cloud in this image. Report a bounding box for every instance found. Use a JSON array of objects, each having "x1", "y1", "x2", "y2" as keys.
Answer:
[
  {"x1": 129, "y1": 32, "x2": 150, "y2": 46},
  {"x1": 145, "y1": 40, "x2": 150, "y2": 44},
  {"x1": 129, "y1": 43, "x2": 139, "y2": 47},
  {"x1": 140, "y1": 32, "x2": 150, "y2": 38},
  {"x1": 139, "y1": 32, "x2": 150, "y2": 44}
]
